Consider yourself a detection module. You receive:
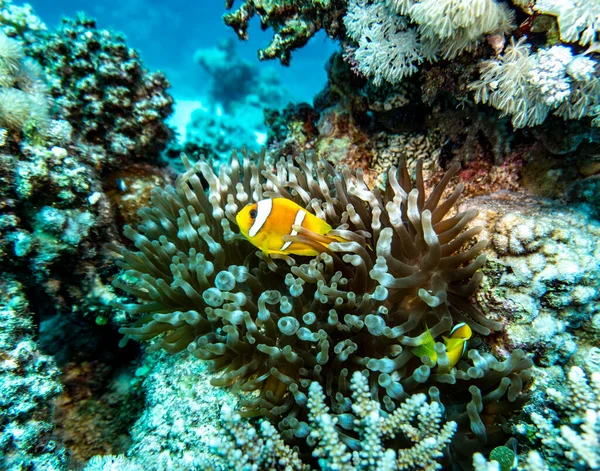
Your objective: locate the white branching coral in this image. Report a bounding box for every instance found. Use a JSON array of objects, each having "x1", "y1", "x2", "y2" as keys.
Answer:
[
  {"x1": 307, "y1": 371, "x2": 457, "y2": 471},
  {"x1": 386, "y1": 0, "x2": 414, "y2": 15},
  {"x1": 203, "y1": 405, "x2": 308, "y2": 471},
  {"x1": 469, "y1": 38, "x2": 547, "y2": 128},
  {"x1": 529, "y1": 366, "x2": 600, "y2": 469},
  {"x1": 344, "y1": 0, "x2": 425, "y2": 85},
  {"x1": 534, "y1": 0, "x2": 600, "y2": 46},
  {"x1": 344, "y1": 0, "x2": 516, "y2": 84},
  {"x1": 469, "y1": 38, "x2": 600, "y2": 127},
  {"x1": 409, "y1": 0, "x2": 515, "y2": 59}
]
